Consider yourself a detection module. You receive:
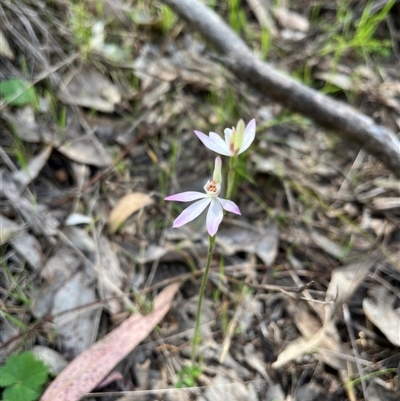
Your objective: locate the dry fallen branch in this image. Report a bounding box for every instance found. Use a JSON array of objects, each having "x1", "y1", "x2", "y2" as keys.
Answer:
[{"x1": 162, "y1": 0, "x2": 400, "y2": 177}]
